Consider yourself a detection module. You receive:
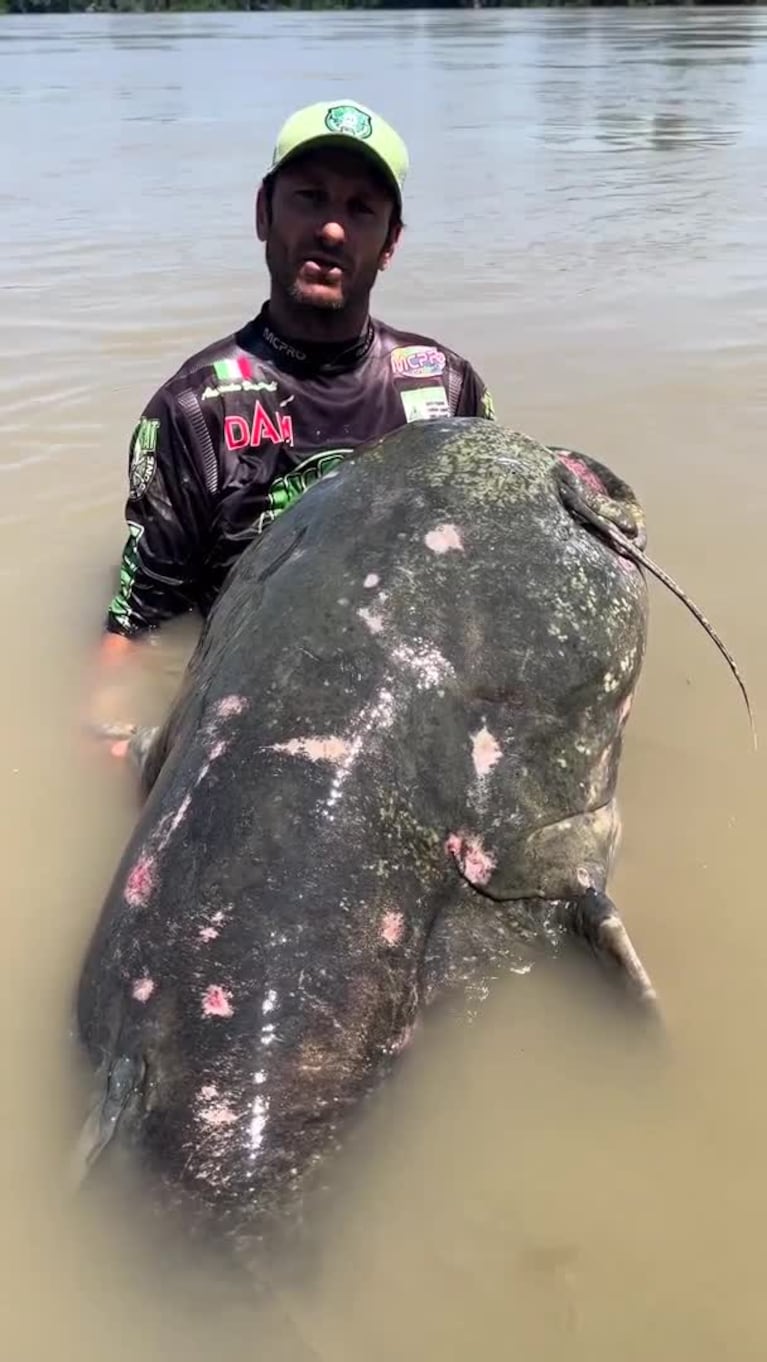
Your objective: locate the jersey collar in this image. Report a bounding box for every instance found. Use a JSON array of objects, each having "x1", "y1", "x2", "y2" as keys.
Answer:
[{"x1": 247, "y1": 306, "x2": 375, "y2": 376}]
